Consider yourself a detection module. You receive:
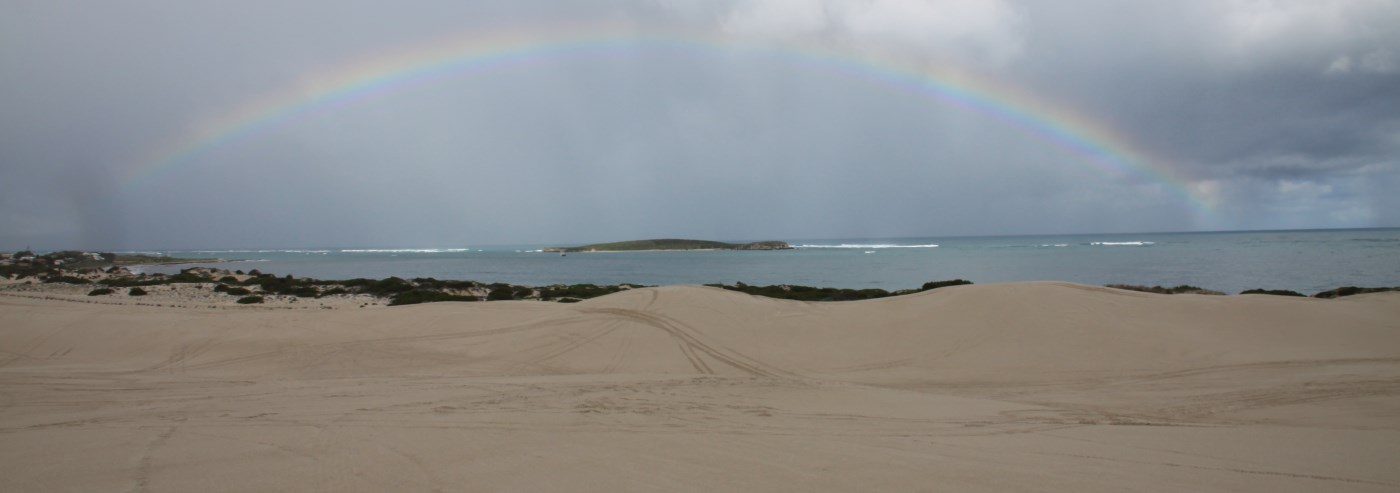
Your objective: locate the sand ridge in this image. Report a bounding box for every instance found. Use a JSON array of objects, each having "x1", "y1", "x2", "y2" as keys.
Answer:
[{"x1": 2, "y1": 282, "x2": 1399, "y2": 491}]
